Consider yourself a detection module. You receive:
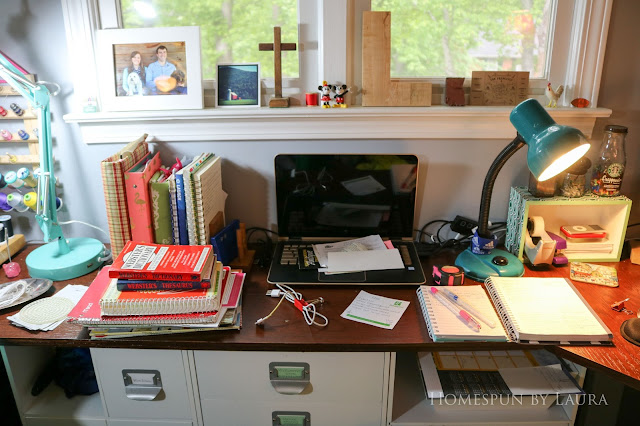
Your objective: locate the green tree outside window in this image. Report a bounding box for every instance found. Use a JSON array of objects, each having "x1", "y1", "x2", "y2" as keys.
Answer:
[{"x1": 121, "y1": 0, "x2": 299, "y2": 80}]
